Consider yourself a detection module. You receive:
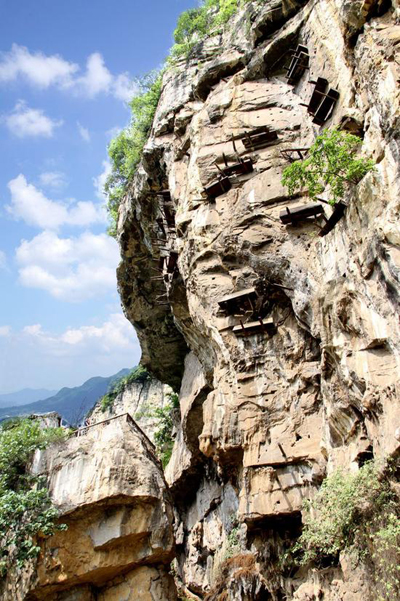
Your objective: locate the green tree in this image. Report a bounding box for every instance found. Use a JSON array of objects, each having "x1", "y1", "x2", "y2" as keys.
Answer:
[
  {"x1": 105, "y1": 0, "x2": 257, "y2": 234},
  {"x1": 281, "y1": 129, "x2": 375, "y2": 205},
  {"x1": 0, "y1": 419, "x2": 67, "y2": 577},
  {"x1": 105, "y1": 71, "x2": 163, "y2": 236}
]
